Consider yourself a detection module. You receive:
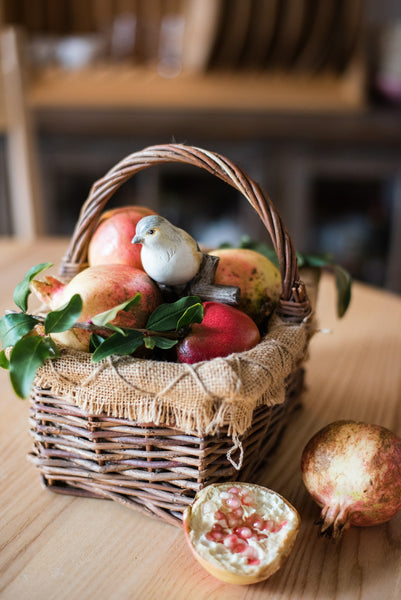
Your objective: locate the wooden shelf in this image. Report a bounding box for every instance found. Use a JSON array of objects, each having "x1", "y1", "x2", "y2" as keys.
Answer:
[{"x1": 27, "y1": 63, "x2": 366, "y2": 113}]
